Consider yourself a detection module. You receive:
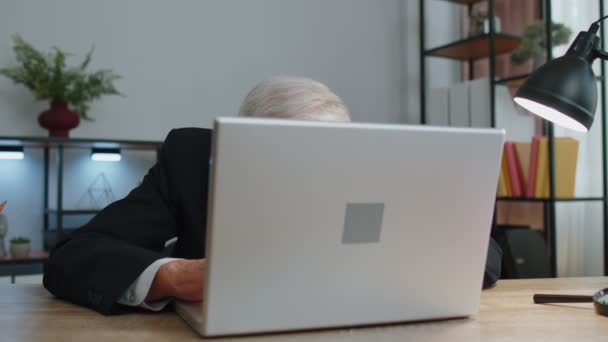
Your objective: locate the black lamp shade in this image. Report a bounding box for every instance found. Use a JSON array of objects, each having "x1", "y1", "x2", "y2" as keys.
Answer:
[{"x1": 514, "y1": 54, "x2": 597, "y2": 132}]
